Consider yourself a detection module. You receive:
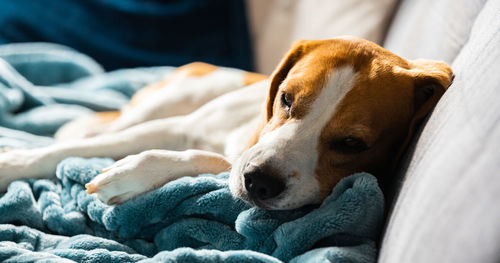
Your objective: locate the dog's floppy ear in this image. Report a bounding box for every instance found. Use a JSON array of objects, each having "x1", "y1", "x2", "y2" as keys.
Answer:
[
  {"x1": 395, "y1": 59, "x2": 454, "y2": 162},
  {"x1": 410, "y1": 59, "x2": 454, "y2": 117},
  {"x1": 265, "y1": 40, "x2": 309, "y2": 121}
]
